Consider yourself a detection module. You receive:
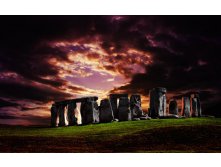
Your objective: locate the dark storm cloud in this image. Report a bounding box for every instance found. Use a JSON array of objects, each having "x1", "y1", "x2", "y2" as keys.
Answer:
[
  {"x1": 108, "y1": 16, "x2": 221, "y2": 116},
  {"x1": 0, "y1": 81, "x2": 72, "y2": 102},
  {"x1": 0, "y1": 98, "x2": 19, "y2": 108}
]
